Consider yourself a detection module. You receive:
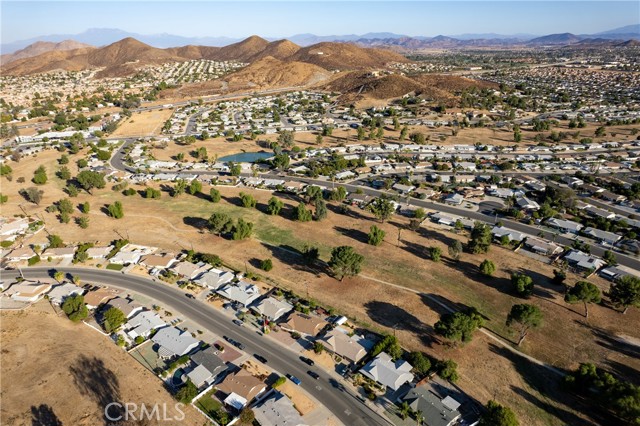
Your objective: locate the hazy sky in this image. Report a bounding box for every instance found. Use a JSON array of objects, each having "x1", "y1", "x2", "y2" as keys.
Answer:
[{"x1": 2, "y1": 1, "x2": 639, "y2": 43}]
